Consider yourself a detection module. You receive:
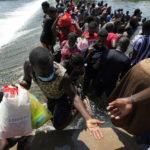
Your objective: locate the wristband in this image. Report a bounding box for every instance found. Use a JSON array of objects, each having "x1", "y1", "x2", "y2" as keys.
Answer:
[
  {"x1": 131, "y1": 95, "x2": 136, "y2": 111},
  {"x1": 131, "y1": 95, "x2": 135, "y2": 105}
]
